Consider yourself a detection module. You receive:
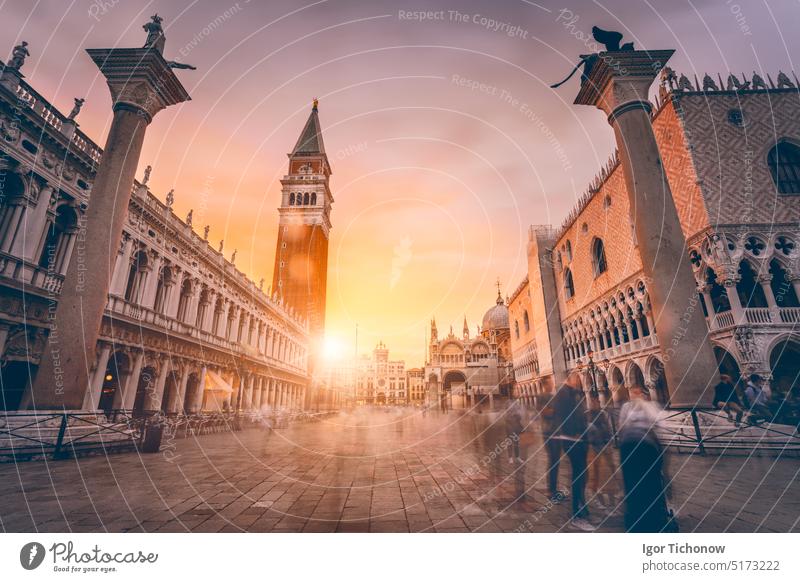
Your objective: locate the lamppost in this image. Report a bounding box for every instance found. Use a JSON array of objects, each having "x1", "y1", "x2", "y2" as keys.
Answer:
[{"x1": 586, "y1": 349, "x2": 606, "y2": 400}]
